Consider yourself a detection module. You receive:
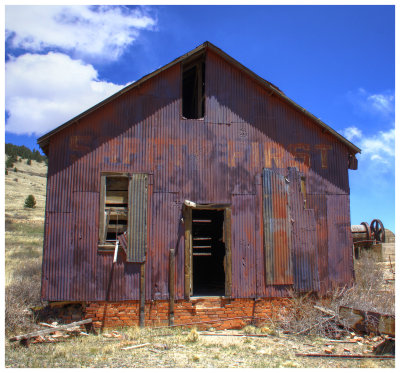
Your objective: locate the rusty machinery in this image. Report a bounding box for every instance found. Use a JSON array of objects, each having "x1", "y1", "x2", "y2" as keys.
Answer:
[{"x1": 351, "y1": 219, "x2": 385, "y2": 259}]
